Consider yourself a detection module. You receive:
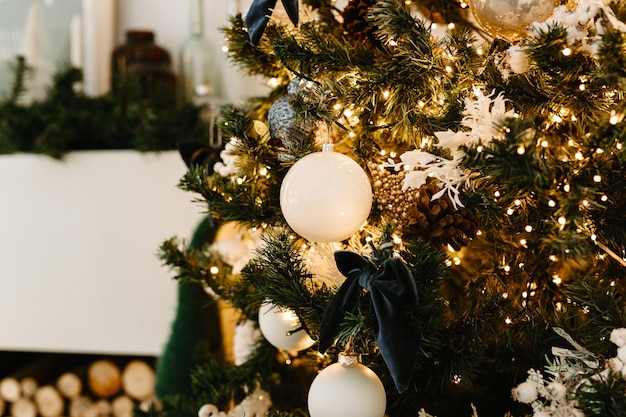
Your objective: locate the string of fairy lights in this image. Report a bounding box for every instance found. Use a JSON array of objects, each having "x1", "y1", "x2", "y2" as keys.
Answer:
[{"x1": 211, "y1": 0, "x2": 626, "y2": 368}]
